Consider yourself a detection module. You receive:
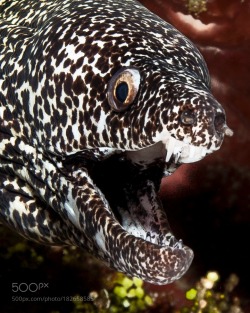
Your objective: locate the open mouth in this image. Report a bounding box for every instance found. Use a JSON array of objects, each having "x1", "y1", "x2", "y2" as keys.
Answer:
[
  {"x1": 89, "y1": 139, "x2": 209, "y2": 246},
  {"x1": 62, "y1": 137, "x2": 211, "y2": 284}
]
